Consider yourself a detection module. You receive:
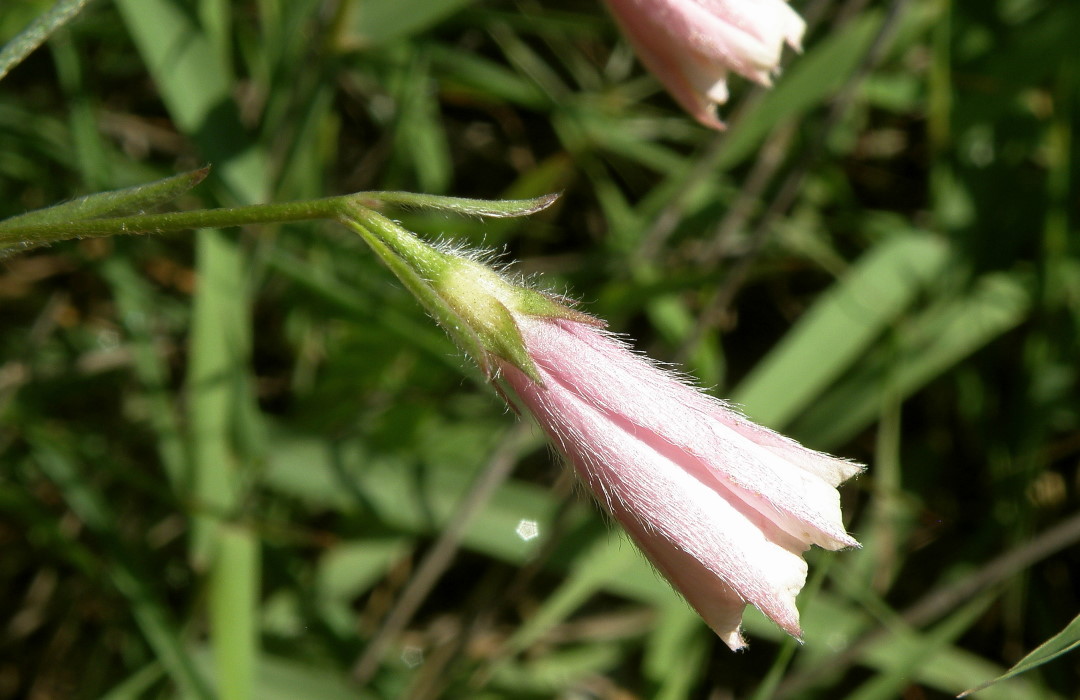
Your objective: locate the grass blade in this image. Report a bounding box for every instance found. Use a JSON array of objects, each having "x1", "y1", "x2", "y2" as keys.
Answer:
[
  {"x1": 732, "y1": 232, "x2": 950, "y2": 429},
  {"x1": 0, "y1": 0, "x2": 95, "y2": 82},
  {"x1": 960, "y1": 612, "x2": 1080, "y2": 697}
]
